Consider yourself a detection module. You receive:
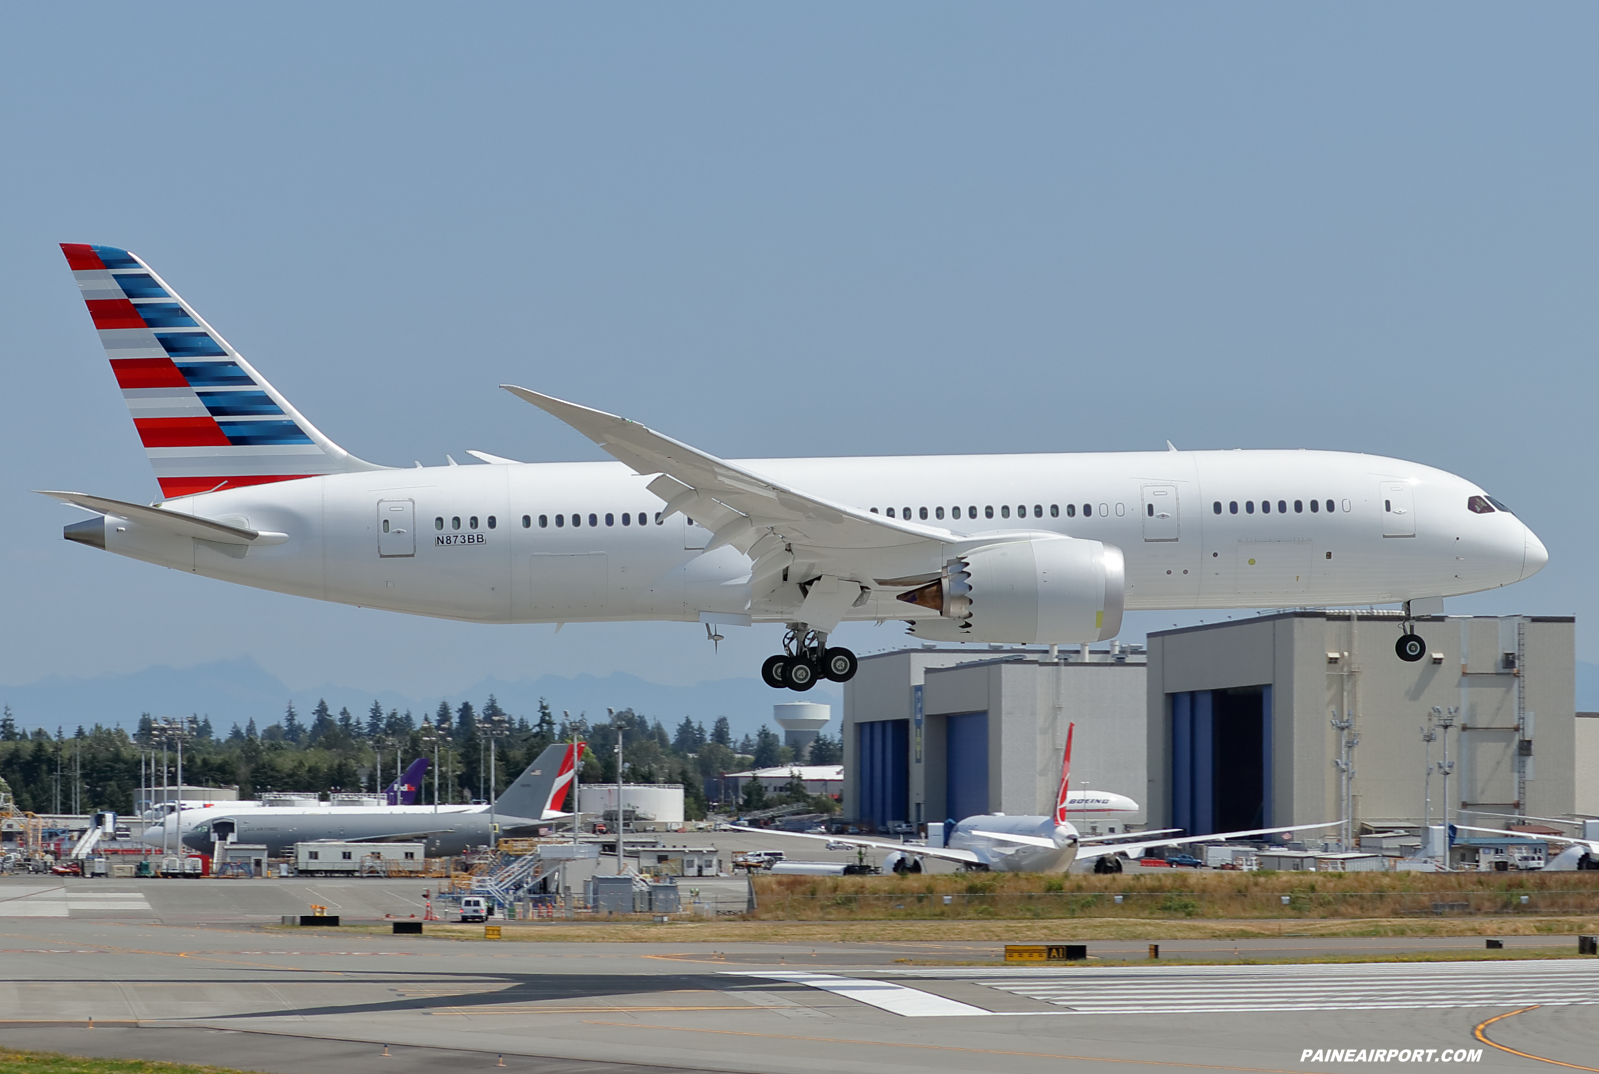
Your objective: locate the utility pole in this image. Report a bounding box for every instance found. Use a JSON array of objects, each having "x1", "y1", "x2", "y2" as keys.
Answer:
[
  {"x1": 419, "y1": 718, "x2": 440, "y2": 814},
  {"x1": 611, "y1": 708, "x2": 624, "y2": 874},
  {"x1": 1420, "y1": 717, "x2": 1438, "y2": 828},
  {"x1": 484, "y1": 710, "x2": 510, "y2": 849},
  {"x1": 1330, "y1": 710, "x2": 1358, "y2": 849},
  {"x1": 54, "y1": 727, "x2": 63, "y2": 816},
  {"x1": 566, "y1": 712, "x2": 581, "y2": 846},
  {"x1": 1431, "y1": 706, "x2": 1458, "y2": 866}
]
